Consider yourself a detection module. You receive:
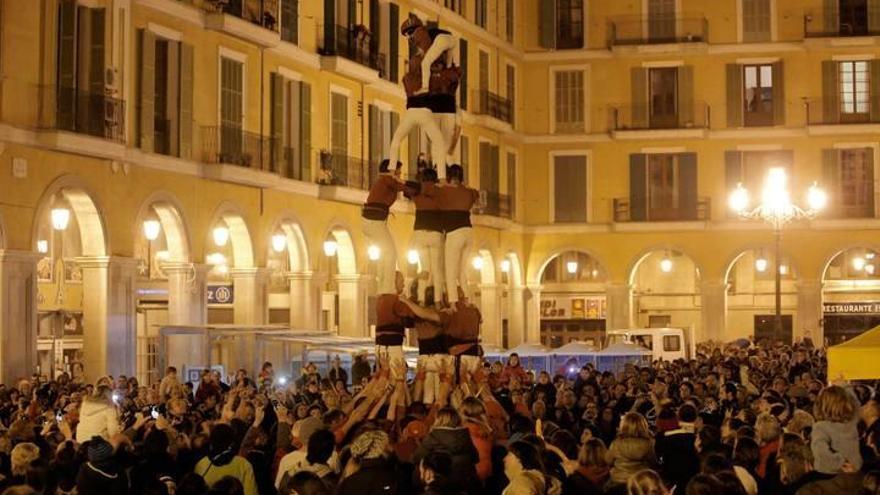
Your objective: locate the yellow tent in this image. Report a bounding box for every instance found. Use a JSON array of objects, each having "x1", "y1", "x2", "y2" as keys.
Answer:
[{"x1": 827, "y1": 325, "x2": 880, "y2": 380}]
